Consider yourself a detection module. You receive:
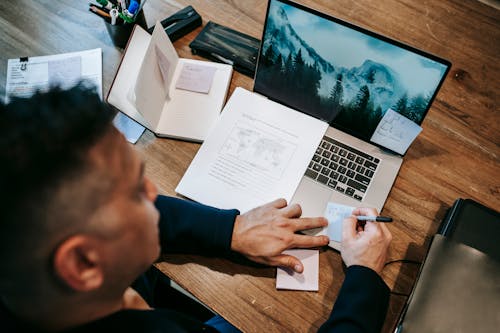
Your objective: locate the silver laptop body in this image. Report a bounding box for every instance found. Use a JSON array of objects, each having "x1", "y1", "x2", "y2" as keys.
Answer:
[{"x1": 253, "y1": 0, "x2": 450, "y2": 248}]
